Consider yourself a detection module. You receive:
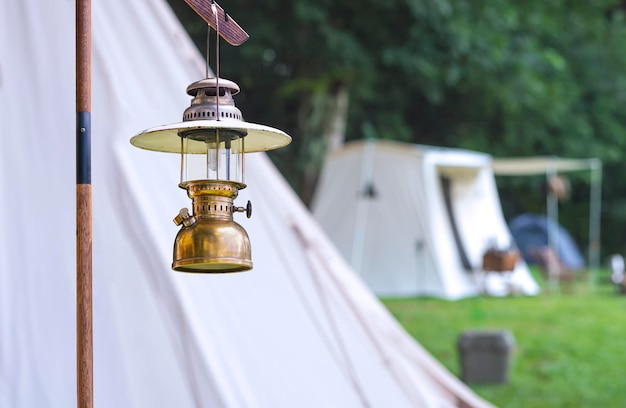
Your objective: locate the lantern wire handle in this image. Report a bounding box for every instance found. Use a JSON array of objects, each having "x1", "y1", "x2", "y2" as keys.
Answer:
[
  {"x1": 211, "y1": 1, "x2": 221, "y2": 122},
  {"x1": 205, "y1": 24, "x2": 210, "y2": 79},
  {"x1": 211, "y1": 1, "x2": 221, "y2": 180}
]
